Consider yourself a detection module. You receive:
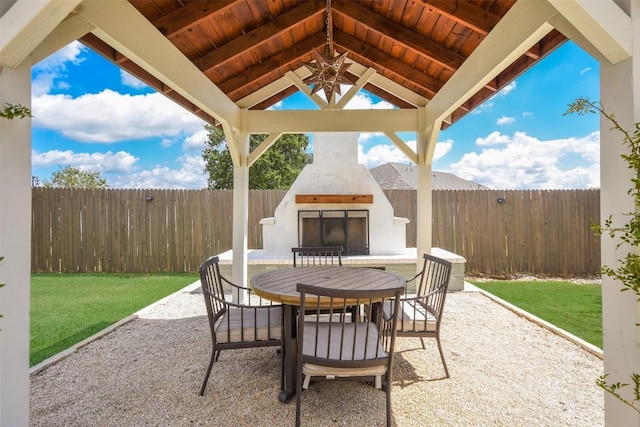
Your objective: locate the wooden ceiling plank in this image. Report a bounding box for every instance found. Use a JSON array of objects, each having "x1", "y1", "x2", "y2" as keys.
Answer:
[
  {"x1": 194, "y1": 1, "x2": 324, "y2": 73},
  {"x1": 152, "y1": 0, "x2": 237, "y2": 39},
  {"x1": 219, "y1": 32, "x2": 325, "y2": 99},
  {"x1": 236, "y1": 65, "x2": 312, "y2": 108},
  {"x1": 333, "y1": 29, "x2": 442, "y2": 97},
  {"x1": 421, "y1": 0, "x2": 500, "y2": 35},
  {"x1": 333, "y1": 1, "x2": 465, "y2": 72}
]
